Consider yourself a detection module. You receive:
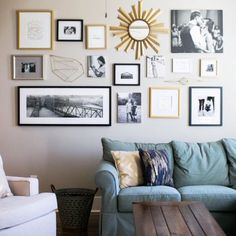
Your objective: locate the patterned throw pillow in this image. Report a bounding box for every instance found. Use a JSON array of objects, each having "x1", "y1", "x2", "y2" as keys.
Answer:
[{"x1": 139, "y1": 149, "x2": 174, "y2": 187}]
